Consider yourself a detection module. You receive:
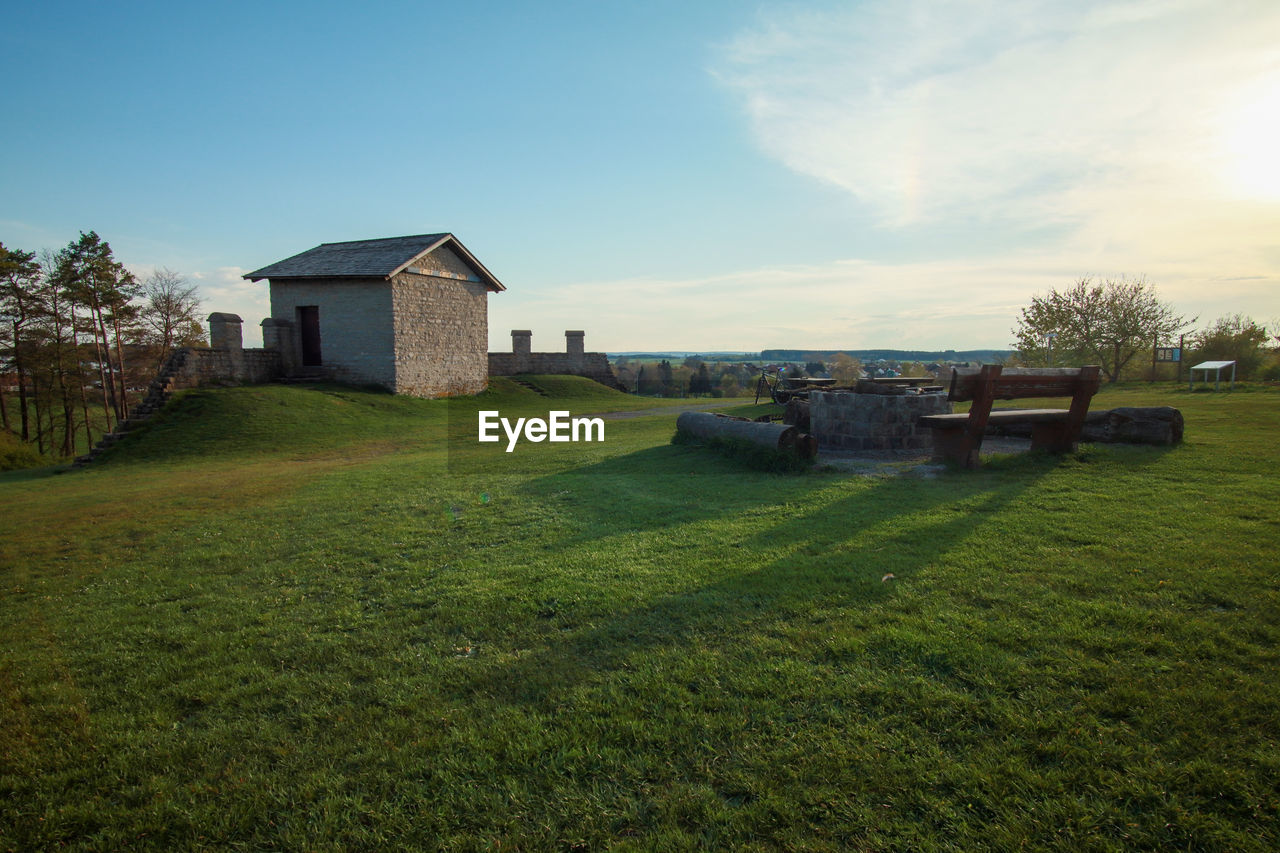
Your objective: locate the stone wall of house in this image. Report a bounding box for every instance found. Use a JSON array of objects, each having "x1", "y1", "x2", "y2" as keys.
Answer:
[
  {"x1": 269, "y1": 278, "x2": 397, "y2": 388},
  {"x1": 488, "y1": 330, "x2": 625, "y2": 390},
  {"x1": 391, "y1": 273, "x2": 490, "y2": 396},
  {"x1": 406, "y1": 244, "x2": 481, "y2": 281},
  {"x1": 810, "y1": 390, "x2": 951, "y2": 451}
]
